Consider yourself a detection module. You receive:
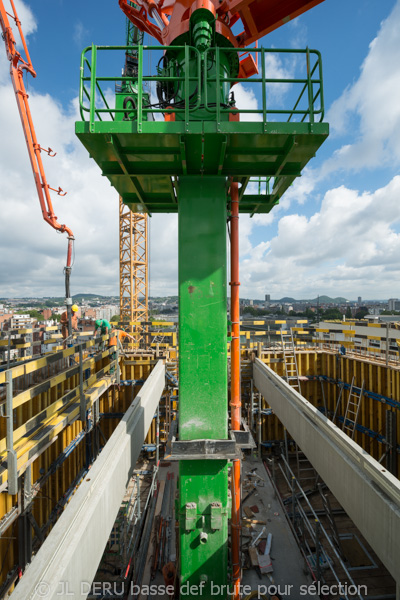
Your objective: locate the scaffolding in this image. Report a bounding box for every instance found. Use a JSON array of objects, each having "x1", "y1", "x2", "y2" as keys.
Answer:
[{"x1": 119, "y1": 198, "x2": 148, "y2": 345}]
